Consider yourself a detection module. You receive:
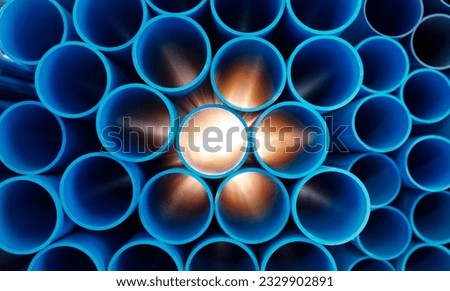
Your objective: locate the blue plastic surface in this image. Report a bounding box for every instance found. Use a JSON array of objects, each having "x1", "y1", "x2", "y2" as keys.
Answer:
[
  {"x1": 215, "y1": 168, "x2": 290, "y2": 244},
  {"x1": 0, "y1": 176, "x2": 74, "y2": 255},
  {"x1": 0, "y1": 0, "x2": 75, "y2": 66},
  {"x1": 60, "y1": 152, "x2": 143, "y2": 231},
  {"x1": 96, "y1": 83, "x2": 177, "y2": 162},
  {"x1": 327, "y1": 94, "x2": 412, "y2": 152},
  {"x1": 139, "y1": 168, "x2": 213, "y2": 245},
  {"x1": 291, "y1": 167, "x2": 370, "y2": 245},
  {"x1": 287, "y1": 36, "x2": 363, "y2": 112}
]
